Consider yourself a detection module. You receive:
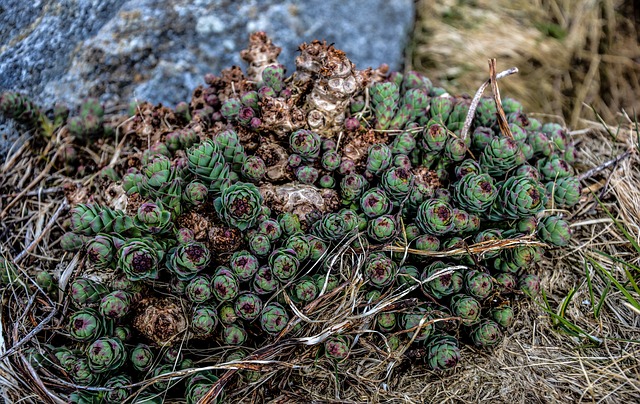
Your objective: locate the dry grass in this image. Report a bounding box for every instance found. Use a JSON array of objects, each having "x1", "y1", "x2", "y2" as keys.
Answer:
[{"x1": 410, "y1": 0, "x2": 640, "y2": 128}]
